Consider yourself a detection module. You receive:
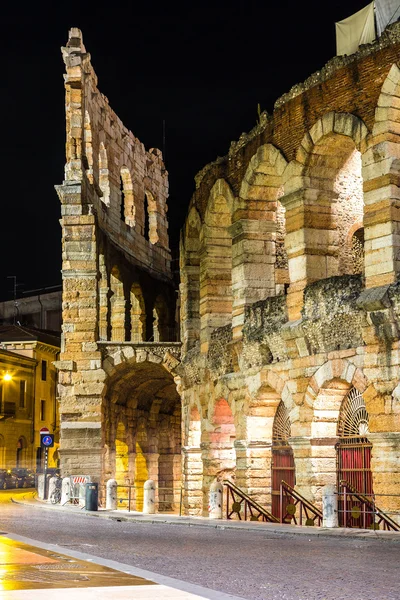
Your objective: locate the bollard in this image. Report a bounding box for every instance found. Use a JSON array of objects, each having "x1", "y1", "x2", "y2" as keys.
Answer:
[
  {"x1": 85, "y1": 482, "x2": 98, "y2": 511},
  {"x1": 143, "y1": 479, "x2": 156, "y2": 514},
  {"x1": 106, "y1": 479, "x2": 118, "y2": 510},
  {"x1": 322, "y1": 484, "x2": 338, "y2": 528},
  {"x1": 208, "y1": 481, "x2": 223, "y2": 519},
  {"x1": 61, "y1": 477, "x2": 70, "y2": 505},
  {"x1": 48, "y1": 476, "x2": 57, "y2": 501}
]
